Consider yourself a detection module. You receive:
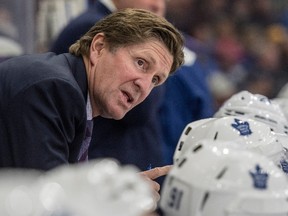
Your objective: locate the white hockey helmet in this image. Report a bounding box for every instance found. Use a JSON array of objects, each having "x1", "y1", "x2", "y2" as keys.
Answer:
[
  {"x1": 173, "y1": 116, "x2": 284, "y2": 168},
  {"x1": 37, "y1": 158, "x2": 155, "y2": 216},
  {"x1": 160, "y1": 139, "x2": 288, "y2": 216},
  {"x1": 214, "y1": 90, "x2": 288, "y2": 135},
  {"x1": 0, "y1": 169, "x2": 43, "y2": 216}
]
